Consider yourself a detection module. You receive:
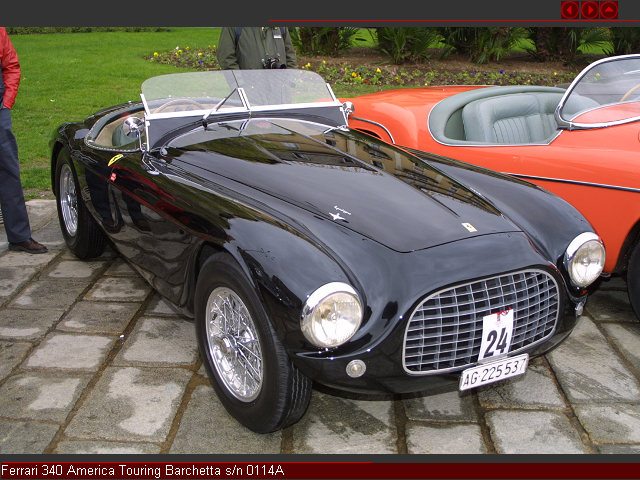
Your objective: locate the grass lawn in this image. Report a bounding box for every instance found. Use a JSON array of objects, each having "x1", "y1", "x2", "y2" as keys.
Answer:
[{"x1": 10, "y1": 28, "x2": 222, "y2": 197}]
